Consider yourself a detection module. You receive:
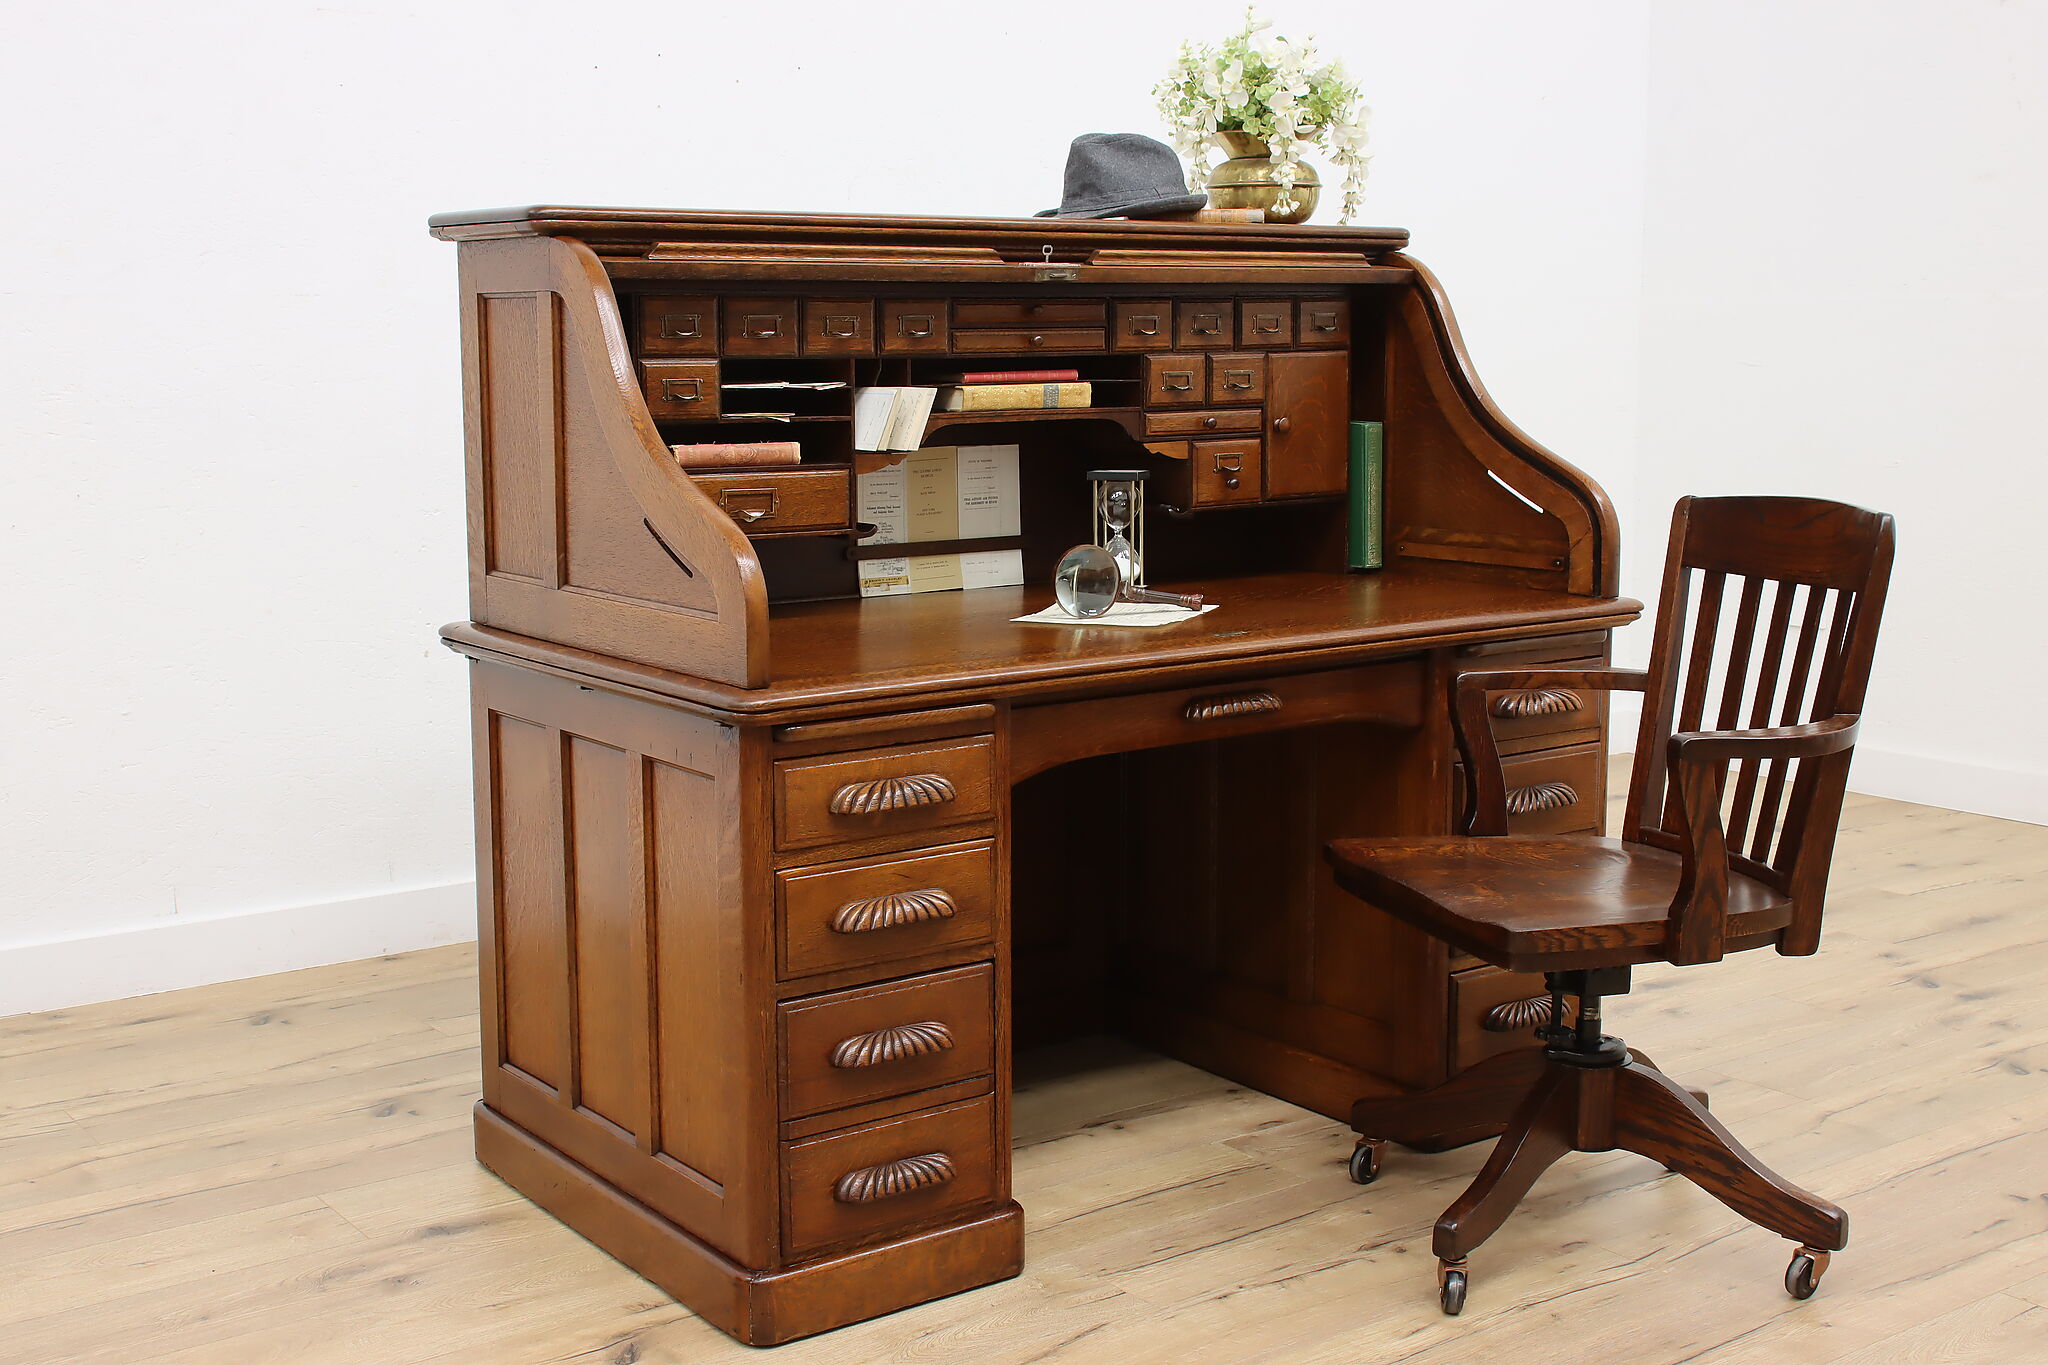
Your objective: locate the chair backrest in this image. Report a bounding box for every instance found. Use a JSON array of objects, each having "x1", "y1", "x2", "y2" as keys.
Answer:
[{"x1": 1624, "y1": 496, "x2": 1894, "y2": 955}]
